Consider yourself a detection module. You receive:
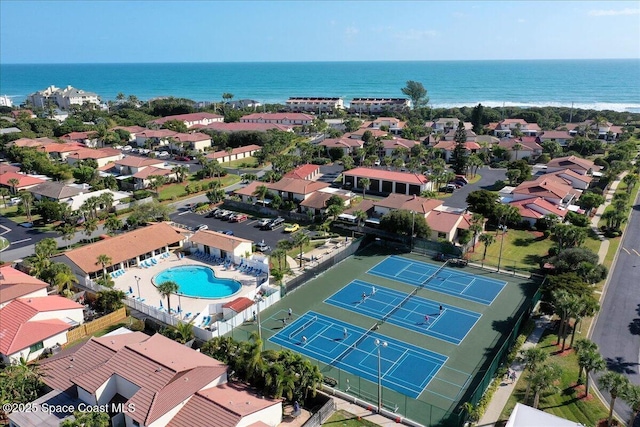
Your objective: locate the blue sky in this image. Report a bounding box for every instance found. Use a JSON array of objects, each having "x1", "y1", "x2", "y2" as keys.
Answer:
[{"x1": 1, "y1": 1, "x2": 639, "y2": 63}]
